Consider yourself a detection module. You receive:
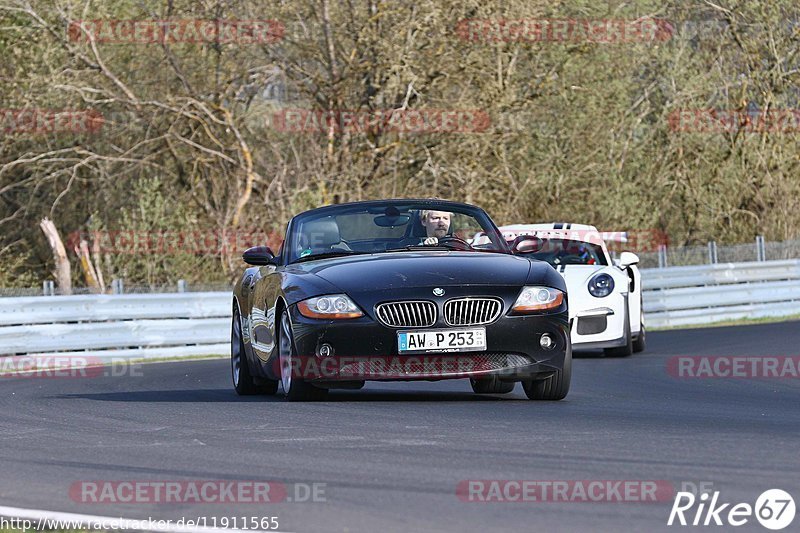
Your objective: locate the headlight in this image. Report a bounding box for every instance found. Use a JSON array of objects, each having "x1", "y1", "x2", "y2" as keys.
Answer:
[
  {"x1": 297, "y1": 294, "x2": 363, "y2": 319},
  {"x1": 511, "y1": 286, "x2": 564, "y2": 313},
  {"x1": 588, "y1": 273, "x2": 615, "y2": 297}
]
